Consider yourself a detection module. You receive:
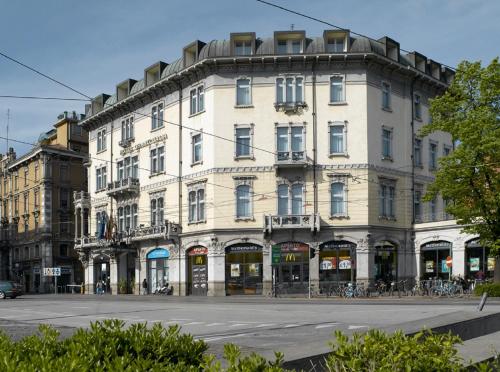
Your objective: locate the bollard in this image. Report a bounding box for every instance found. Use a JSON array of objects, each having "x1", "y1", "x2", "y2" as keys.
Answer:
[{"x1": 477, "y1": 292, "x2": 488, "y2": 311}]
